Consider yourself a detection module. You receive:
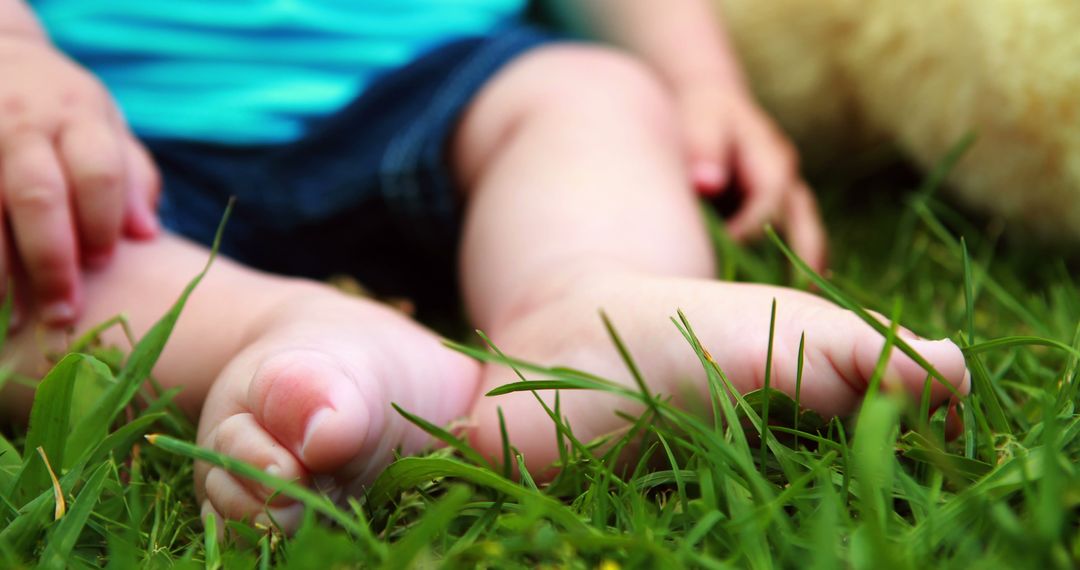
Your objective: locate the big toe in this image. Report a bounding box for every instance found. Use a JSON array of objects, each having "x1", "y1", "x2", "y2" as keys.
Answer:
[{"x1": 247, "y1": 349, "x2": 374, "y2": 474}]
